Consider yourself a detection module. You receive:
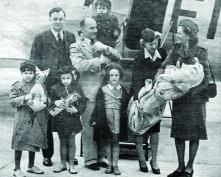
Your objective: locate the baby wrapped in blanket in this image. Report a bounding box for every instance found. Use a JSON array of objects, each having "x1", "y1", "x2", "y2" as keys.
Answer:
[
  {"x1": 128, "y1": 58, "x2": 204, "y2": 134},
  {"x1": 155, "y1": 58, "x2": 204, "y2": 101}
]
